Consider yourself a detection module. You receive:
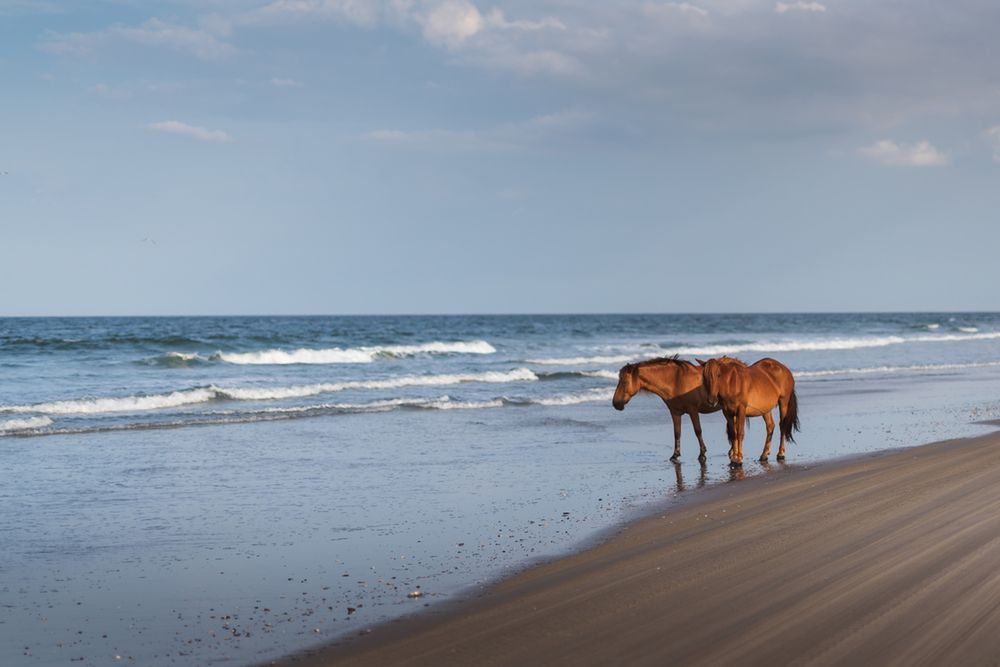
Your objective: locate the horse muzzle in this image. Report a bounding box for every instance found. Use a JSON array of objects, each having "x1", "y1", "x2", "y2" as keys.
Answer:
[{"x1": 612, "y1": 400, "x2": 625, "y2": 411}]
